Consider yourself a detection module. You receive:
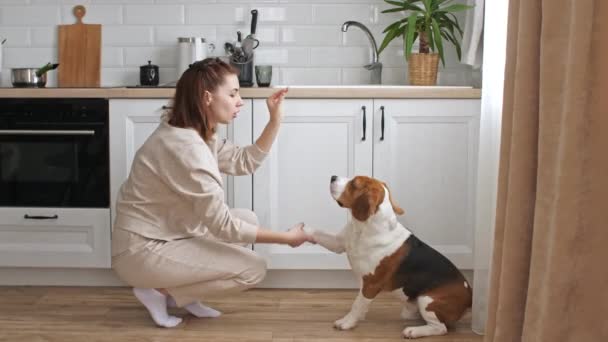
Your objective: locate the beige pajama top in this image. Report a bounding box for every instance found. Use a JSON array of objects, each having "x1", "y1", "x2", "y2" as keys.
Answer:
[{"x1": 113, "y1": 119, "x2": 267, "y2": 244}]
